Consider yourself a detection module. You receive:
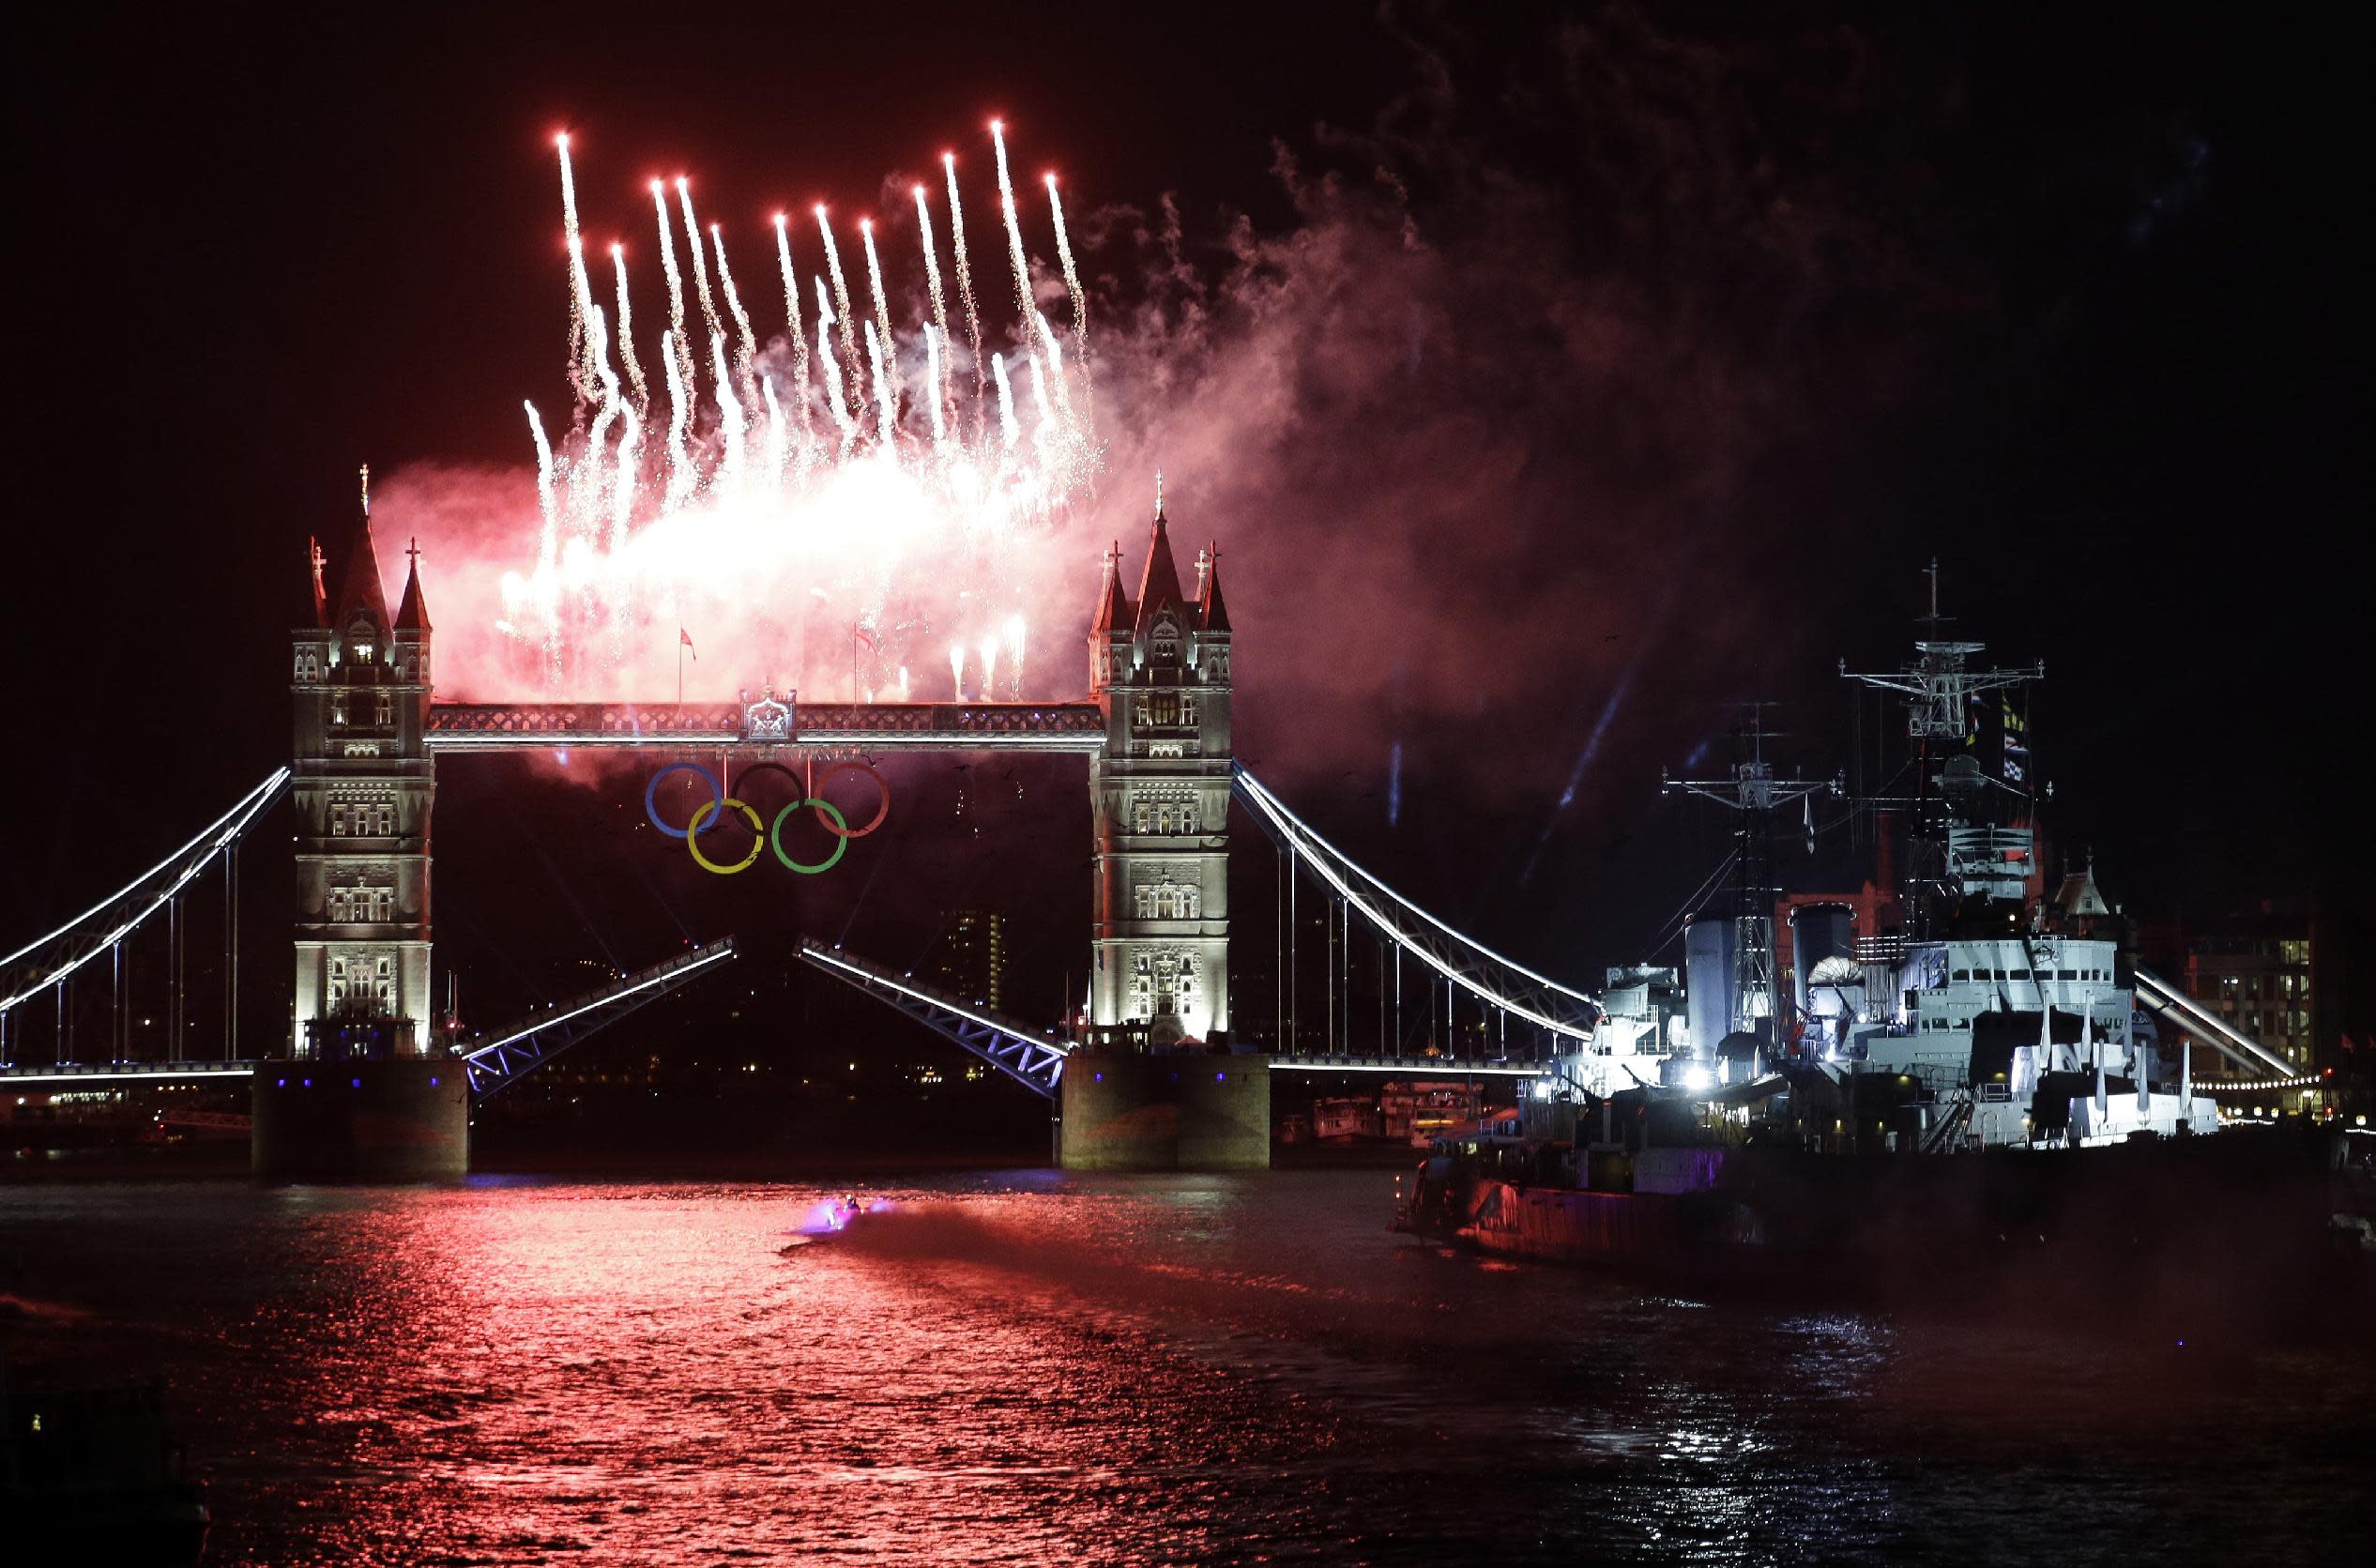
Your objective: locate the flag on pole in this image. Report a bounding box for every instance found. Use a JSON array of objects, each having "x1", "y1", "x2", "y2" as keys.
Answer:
[
  {"x1": 853, "y1": 625, "x2": 876, "y2": 649},
  {"x1": 679, "y1": 629, "x2": 696, "y2": 661},
  {"x1": 2002, "y1": 697, "x2": 2028, "y2": 784}
]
